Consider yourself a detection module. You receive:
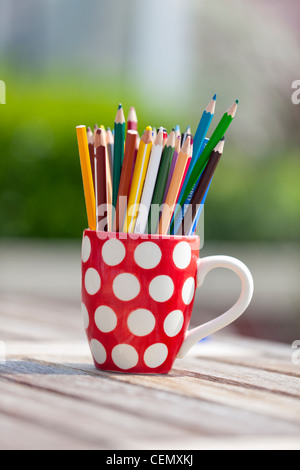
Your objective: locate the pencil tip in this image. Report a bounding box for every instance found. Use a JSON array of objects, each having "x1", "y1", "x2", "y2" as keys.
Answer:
[
  {"x1": 118, "y1": 103, "x2": 122, "y2": 109},
  {"x1": 235, "y1": 99, "x2": 239, "y2": 104},
  {"x1": 214, "y1": 138, "x2": 225, "y2": 153},
  {"x1": 212, "y1": 93, "x2": 217, "y2": 100}
]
